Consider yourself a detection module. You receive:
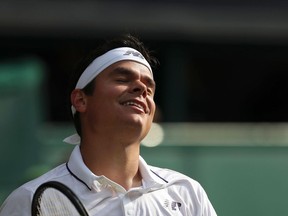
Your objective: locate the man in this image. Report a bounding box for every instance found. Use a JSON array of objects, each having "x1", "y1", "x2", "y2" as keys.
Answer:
[{"x1": 0, "y1": 34, "x2": 217, "y2": 215}]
